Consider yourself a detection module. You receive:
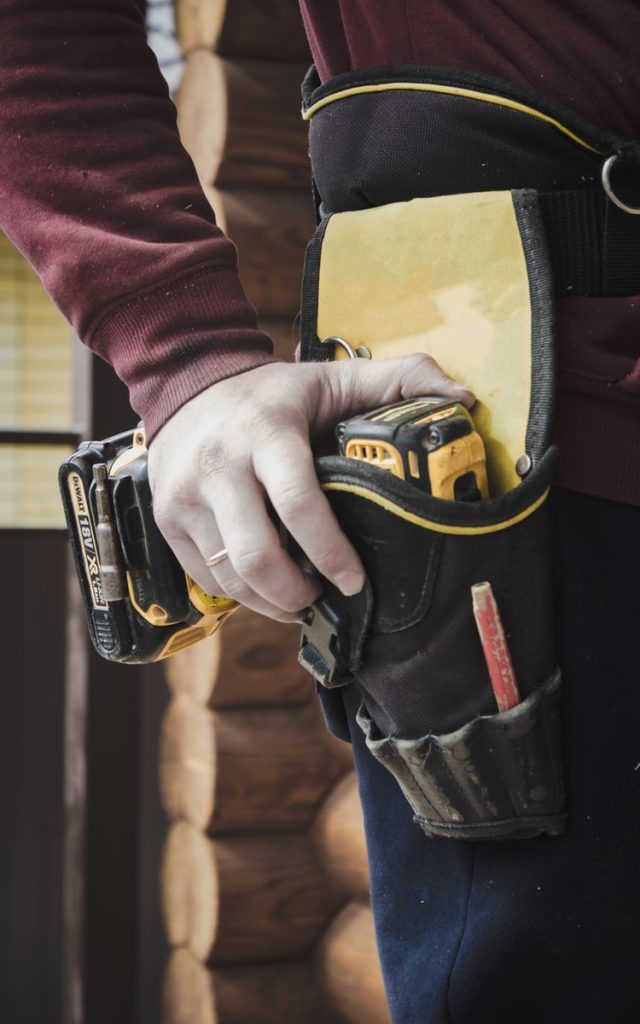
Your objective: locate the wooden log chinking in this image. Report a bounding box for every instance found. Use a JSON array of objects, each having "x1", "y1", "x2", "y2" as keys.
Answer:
[
  {"x1": 212, "y1": 834, "x2": 343, "y2": 965},
  {"x1": 163, "y1": 948, "x2": 217, "y2": 1024},
  {"x1": 177, "y1": 52, "x2": 311, "y2": 190},
  {"x1": 317, "y1": 902, "x2": 392, "y2": 1024},
  {"x1": 203, "y1": 186, "x2": 315, "y2": 317},
  {"x1": 175, "y1": 0, "x2": 310, "y2": 62},
  {"x1": 208, "y1": 606, "x2": 312, "y2": 709},
  {"x1": 207, "y1": 703, "x2": 353, "y2": 835},
  {"x1": 312, "y1": 772, "x2": 370, "y2": 899}
]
